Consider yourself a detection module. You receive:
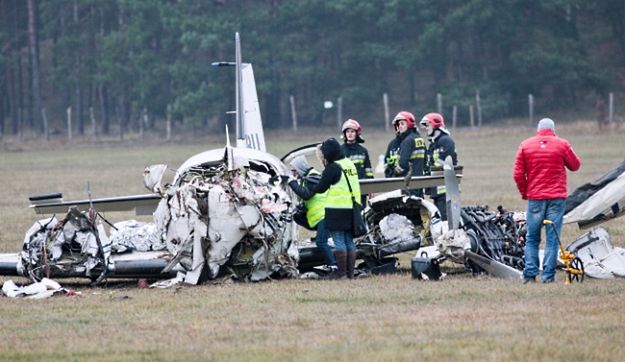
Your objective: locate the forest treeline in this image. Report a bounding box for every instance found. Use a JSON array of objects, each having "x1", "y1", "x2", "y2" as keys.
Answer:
[{"x1": 1, "y1": 0, "x2": 624, "y2": 137}]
